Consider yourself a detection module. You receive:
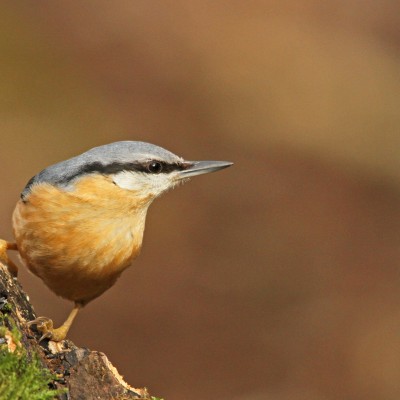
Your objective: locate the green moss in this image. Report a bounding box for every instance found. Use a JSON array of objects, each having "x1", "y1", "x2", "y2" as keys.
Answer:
[
  {"x1": 0, "y1": 315, "x2": 61, "y2": 400},
  {"x1": 10, "y1": 323, "x2": 22, "y2": 344},
  {"x1": 1, "y1": 303, "x2": 12, "y2": 313},
  {"x1": 0, "y1": 326, "x2": 7, "y2": 337},
  {"x1": 0, "y1": 346, "x2": 59, "y2": 400}
]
